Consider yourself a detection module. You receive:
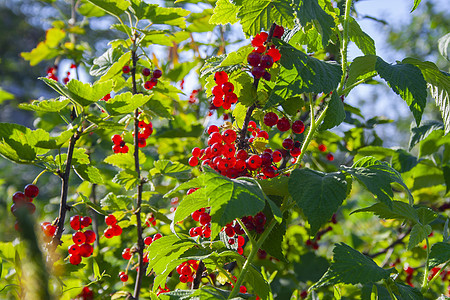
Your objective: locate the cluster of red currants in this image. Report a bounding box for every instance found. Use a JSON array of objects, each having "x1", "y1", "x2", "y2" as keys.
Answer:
[
  {"x1": 211, "y1": 71, "x2": 238, "y2": 110},
  {"x1": 135, "y1": 120, "x2": 153, "y2": 148},
  {"x1": 111, "y1": 134, "x2": 129, "y2": 154},
  {"x1": 46, "y1": 65, "x2": 58, "y2": 81},
  {"x1": 40, "y1": 221, "x2": 56, "y2": 243},
  {"x1": 142, "y1": 68, "x2": 162, "y2": 90},
  {"x1": 68, "y1": 215, "x2": 96, "y2": 265},
  {"x1": 74, "y1": 286, "x2": 94, "y2": 300},
  {"x1": 145, "y1": 213, "x2": 157, "y2": 227},
  {"x1": 103, "y1": 214, "x2": 123, "y2": 239},
  {"x1": 318, "y1": 143, "x2": 334, "y2": 161},
  {"x1": 175, "y1": 260, "x2": 199, "y2": 283},
  {"x1": 241, "y1": 212, "x2": 266, "y2": 234},
  {"x1": 247, "y1": 27, "x2": 282, "y2": 80},
  {"x1": 62, "y1": 64, "x2": 77, "y2": 84},
  {"x1": 188, "y1": 206, "x2": 211, "y2": 239},
  {"x1": 11, "y1": 184, "x2": 39, "y2": 230},
  {"x1": 223, "y1": 222, "x2": 246, "y2": 255}
]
